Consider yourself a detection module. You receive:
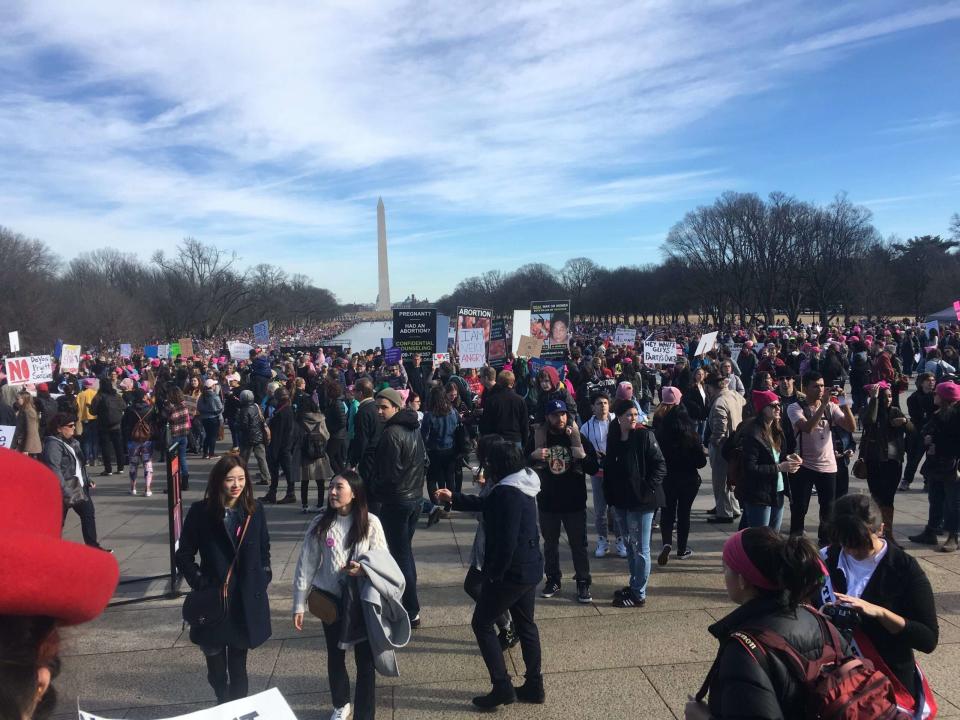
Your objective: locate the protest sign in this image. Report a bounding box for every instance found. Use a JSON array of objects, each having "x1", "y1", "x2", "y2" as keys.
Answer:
[
  {"x1": 381, "y1": 337, "x2": 394, "y2": 350},
  {"x1": 528, "y1": 357, "x2": 566, "y2": 382},
  {"x1": 436, "y1": 314, "x2": 451, "y2": 353},
  {"x1": 227, "y1": 342, "x2": 253, "y2": 360},
  {"x1": 169, "y1": 342, "x2": 181, "y2": 359},
  {"x1": 144, "y1": 345, "x2": 158, "y2": 359},
  {"x1": 157, "y1": 344, "x2": 170, "y2": 359},
  {"x1": 60, "y1": 344, "x2": 81, "y2": 374},
  {"x1": 925, "y1": 320, "x2": 940, "y2": 341},
  {"x1": 614, "y1": 328, "x2": 637, "y2": 346},
  {"x1": 0, "y1": 425, "x2": 14, "y2": 449},
  {"x1": 456, "y1": 307, "x2": 493, "y2": 345},
  {"x1": 530, "y1": 300, "x2": 571, "y2": 359},
  {"x1": 643, "y1": 341, "x2": 678, "y2": 365},
  {"x1": 694, "y1": 331, "x2": 718, "y2": 357},
  {"x1": 516, "y1": 335, "x2": 543, "y2": 358},
  {"x1": 511, "y1": 310, "x2": 531, "y2": 354},
  {"x1": 253, "y1": 320, "x2": 270, "y2": 345},
  {"x1": 54, "y1": 340, "x2": 63, "y2": 359},
  {"x1": 79, "y1": 687, "x2": 298, "y2": 720},
  {"x1": 392, "y1": 309, "x2": 437, "y2": 360},
  {"x1": 385, "y1": 346, "x2": 403, "y2": 364},
  {"x1": 179, "y1": 338, "x2": 194, "y2": 358},
  {"x1": 4, "y1": 355, "x2": 53, "y2": 385},
  {"x1": 120, "y1": 343, "x2": 132, "y2": 358},
  {"x1": 8, "y1": 330, "x2": 19, "y2": 353},
  {"x1": 458, "y1": 328, "x2": 486, "y2": 369},
  {"x1": 488, "y1": 317, "x2": 507, "y2": 369},
  {"x1": 433, "y1": 352, "x2": 450, "y2": 364}
]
